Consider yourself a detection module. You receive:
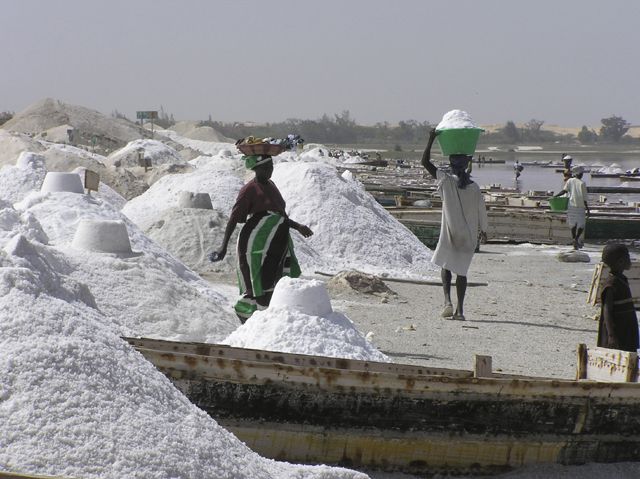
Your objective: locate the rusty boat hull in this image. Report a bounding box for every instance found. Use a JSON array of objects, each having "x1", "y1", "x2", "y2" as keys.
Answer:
[{"x1": 125, "y1": 337, "x2": 640, "y2": 476}]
